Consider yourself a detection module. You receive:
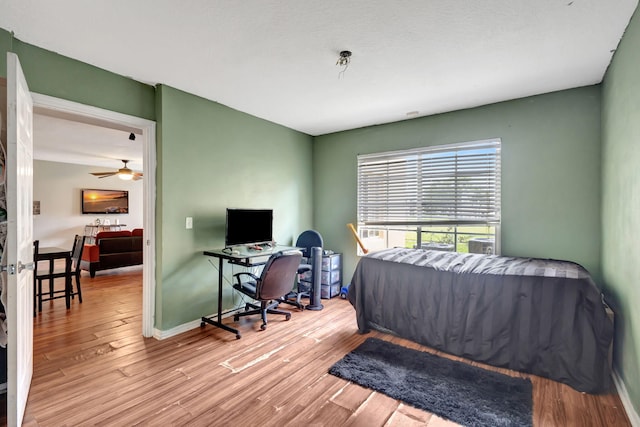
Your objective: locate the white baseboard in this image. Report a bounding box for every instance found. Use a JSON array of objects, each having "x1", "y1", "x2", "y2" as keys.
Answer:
[
  {"x1": 613, "y1": 369, "x2": 640, "y2": 427},
  {"x1": 153, "y1": 318, "x2": 203, "y2": 340},
  {"x1": 153, "y1": 309, "x2": 238, "y2": 340}
]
